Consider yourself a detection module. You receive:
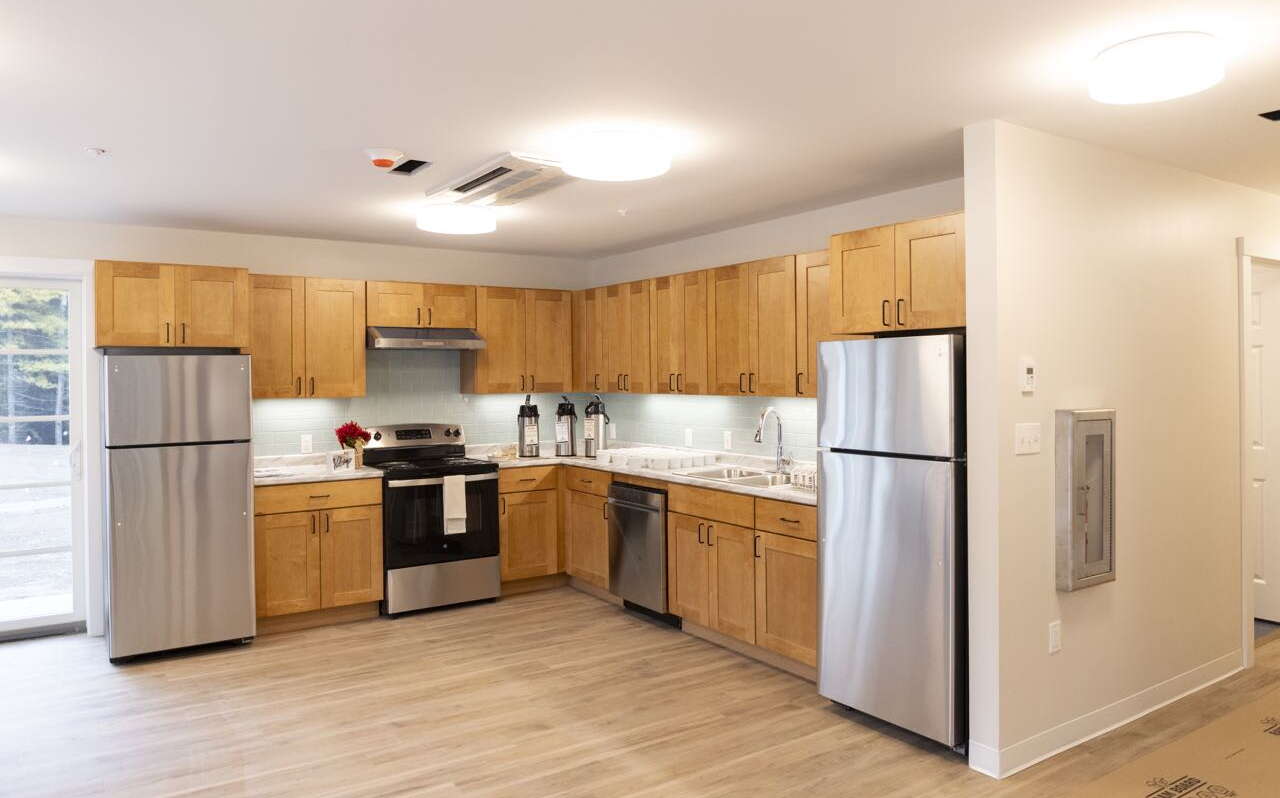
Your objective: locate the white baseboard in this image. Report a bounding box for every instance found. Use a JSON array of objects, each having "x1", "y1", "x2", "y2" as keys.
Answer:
[{"x1": 970, "y1": 649, "x2": 1242, "y2": 779}]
